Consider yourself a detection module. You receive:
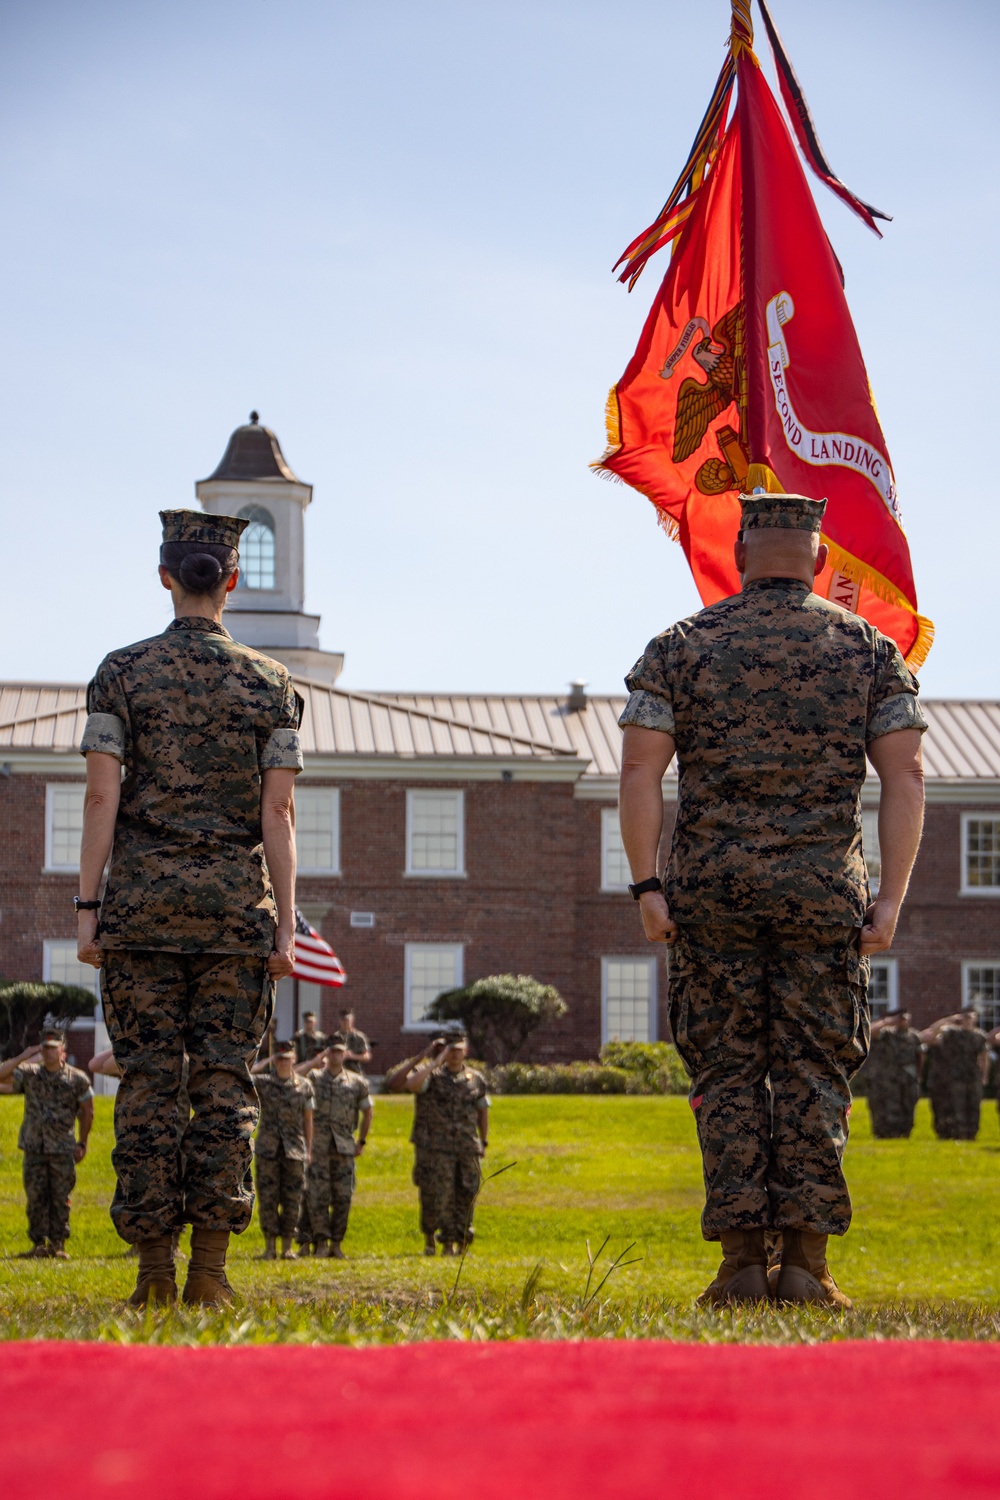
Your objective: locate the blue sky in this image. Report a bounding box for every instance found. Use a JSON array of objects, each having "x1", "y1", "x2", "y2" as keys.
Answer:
[{"x1": 0, "y1": 0, "x2": 996, "y2": 697}]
